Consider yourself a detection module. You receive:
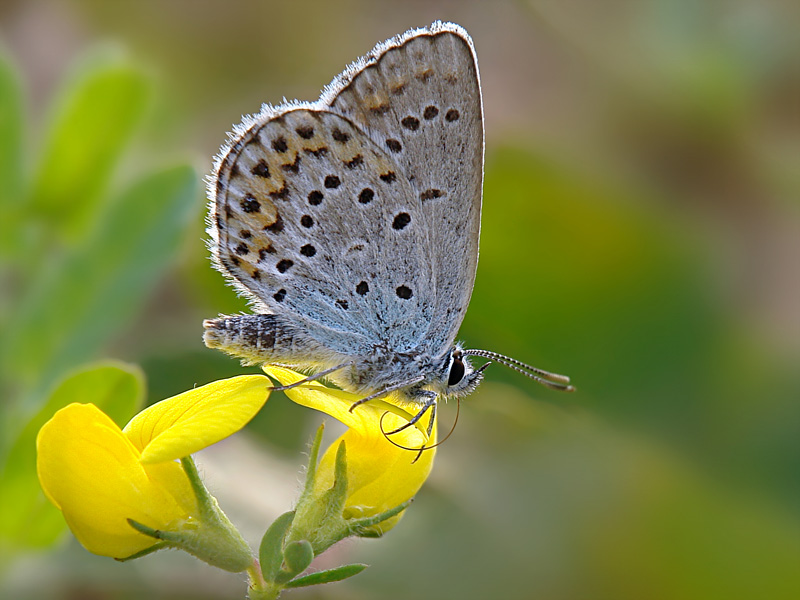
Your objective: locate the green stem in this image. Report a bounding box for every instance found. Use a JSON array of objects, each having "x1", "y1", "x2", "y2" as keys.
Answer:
[
  {"x1": 247, "y1": 561, "x2": 283, "y2": 600},
  {"x1": 247, "y1": 583, "x2": 282, "y2": 600}
]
